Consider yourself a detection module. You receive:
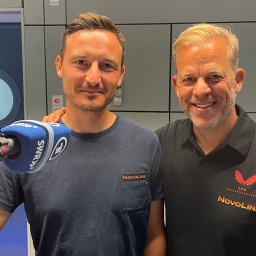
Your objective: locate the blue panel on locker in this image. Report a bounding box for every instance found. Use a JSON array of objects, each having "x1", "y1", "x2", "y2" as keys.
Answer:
[
  {"x1": 0, "y1": 205, "x2": 27, "y2": 256},
  {"x1": 0, "y1": 11, "x2": 27, "y2": 256},
  {"x1": 0, "y1": 20, "x2": 24, "y2": 129}
]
